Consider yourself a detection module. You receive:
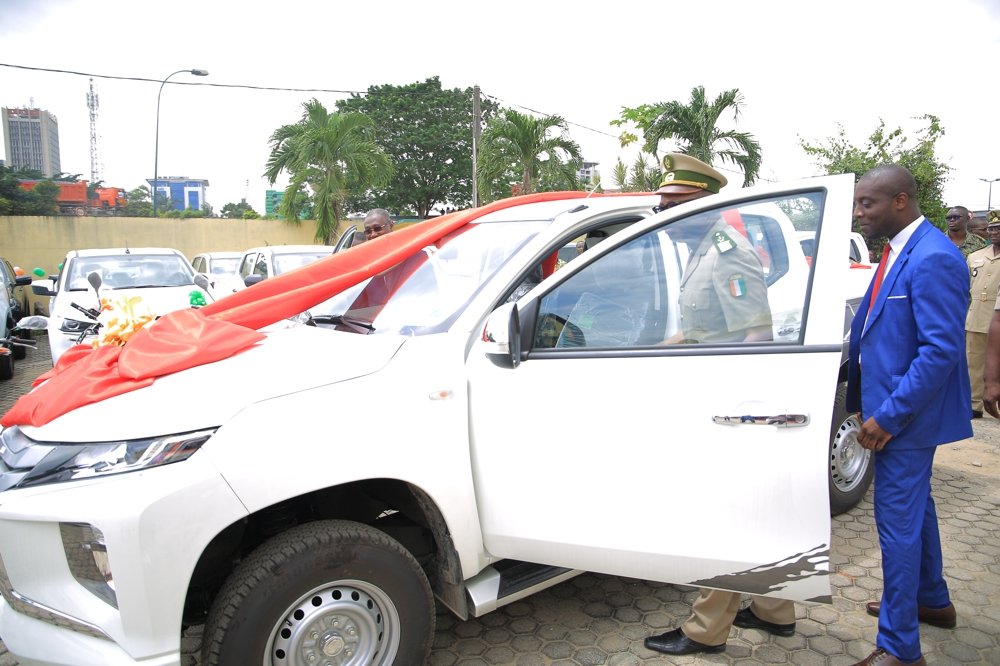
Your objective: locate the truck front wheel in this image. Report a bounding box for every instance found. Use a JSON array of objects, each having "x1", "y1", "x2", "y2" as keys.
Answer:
[
  {"x1": 829, "y1": 381, "x2": 874, "y2": 515},
  {"x1": 202, "y1": 520, "x2": 434, "y2": 666}
]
